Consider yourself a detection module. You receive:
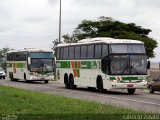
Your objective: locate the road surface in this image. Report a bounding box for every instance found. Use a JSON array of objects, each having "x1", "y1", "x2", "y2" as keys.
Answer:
[{"x1": 0, "y1": 78, "x2": 160, "y2": 114}]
